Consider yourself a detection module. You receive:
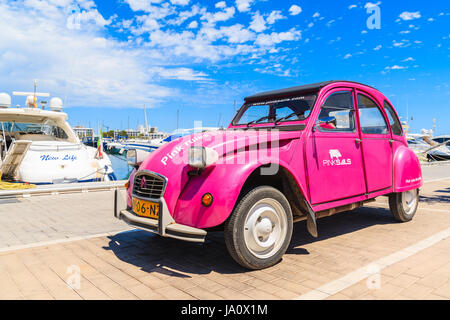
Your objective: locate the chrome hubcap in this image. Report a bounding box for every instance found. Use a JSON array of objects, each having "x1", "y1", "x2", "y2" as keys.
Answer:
[
  {"x1": 402, "y1": 190, "x2": 417, "y2": 215},
  {"x1": 244, "y1": 198, "x2": 287, "y2": 259}
]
